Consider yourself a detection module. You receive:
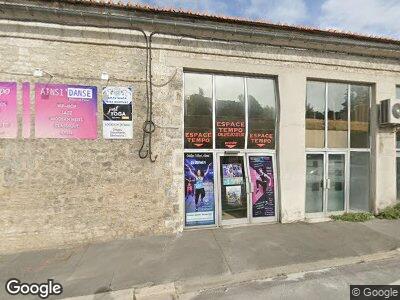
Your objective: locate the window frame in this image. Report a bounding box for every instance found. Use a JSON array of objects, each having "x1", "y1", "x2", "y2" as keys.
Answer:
[
  {"x1": 306, "y1": 80, "x2": 372, "y2": 152},
  {"x1": 183, "y1": 71, "x2": 278, "y2": 151}
]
